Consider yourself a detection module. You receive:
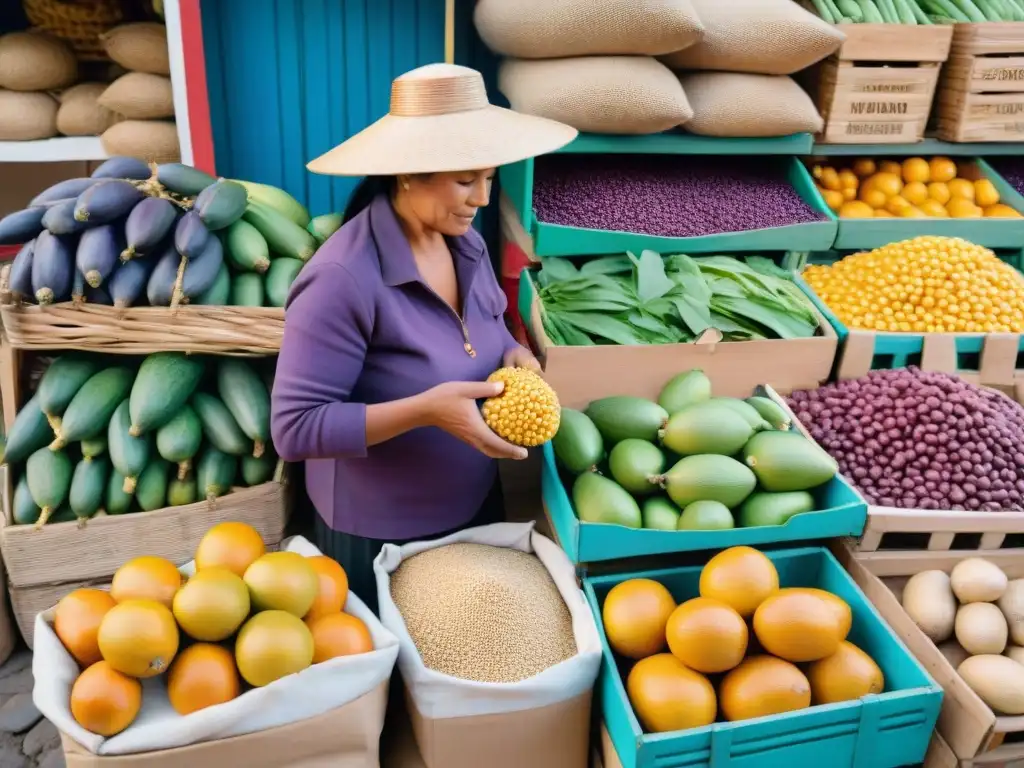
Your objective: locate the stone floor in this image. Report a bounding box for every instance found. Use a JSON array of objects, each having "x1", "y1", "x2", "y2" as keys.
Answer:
[{"x1": 0, "y1": 649, "x2": 61, "y2": 768}]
